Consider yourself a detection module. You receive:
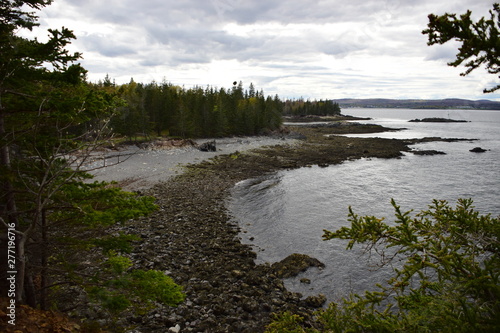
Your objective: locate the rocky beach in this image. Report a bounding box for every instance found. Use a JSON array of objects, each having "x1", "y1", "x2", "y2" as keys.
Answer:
[
  {"x1": 14, "y1": 119, "x2": 464, "y2": 332},
  {"x1": 80, "y1": 120, "x2": 425, "y2": 332}
]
